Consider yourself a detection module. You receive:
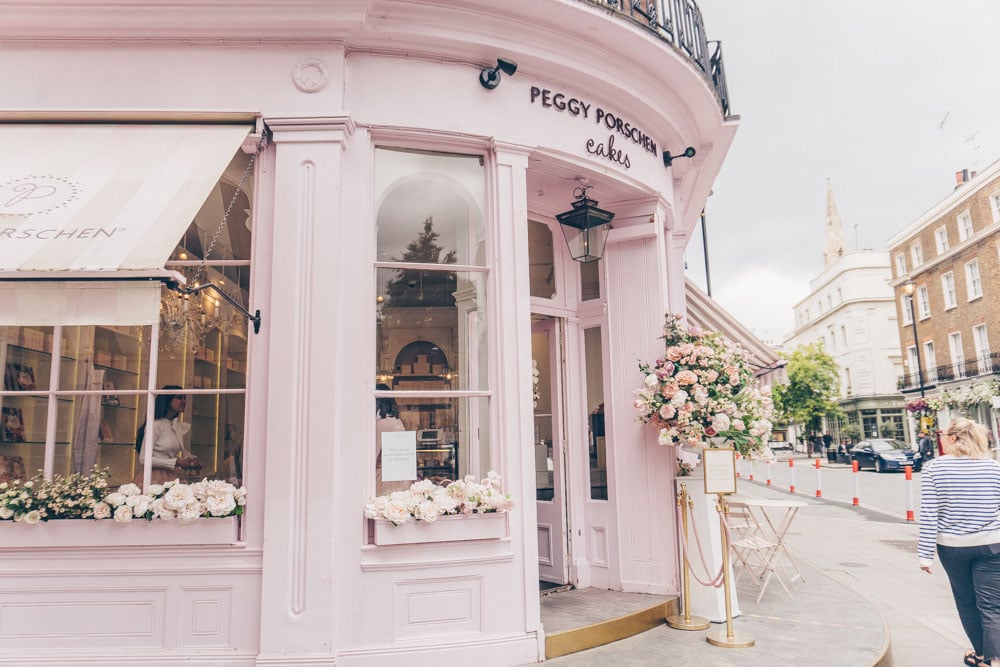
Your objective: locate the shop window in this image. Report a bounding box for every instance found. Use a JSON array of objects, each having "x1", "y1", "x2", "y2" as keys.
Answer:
[
  {"x1": 374, "y1": 147, "x2": 490, "y2": 492},
  {"x1": 580, "y1": 259, "x2": 601, "y2": 301},
  {"x1": 584, "y1": 327, "x2": 607, "y2": 500},
  {"x1": 528, "y1": 220, "x2": 557, "y2": 299},
  {"x1": 0, "y1": 151, "x2": 252, "y2": 491}
]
